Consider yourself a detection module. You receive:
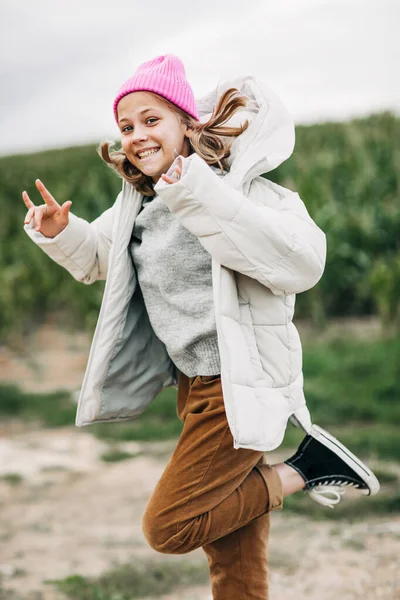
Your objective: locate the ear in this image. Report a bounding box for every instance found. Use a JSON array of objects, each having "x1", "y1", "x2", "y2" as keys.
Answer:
[{"x1": 184, "y1": 125, "x2": 194, "y2": 138}]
